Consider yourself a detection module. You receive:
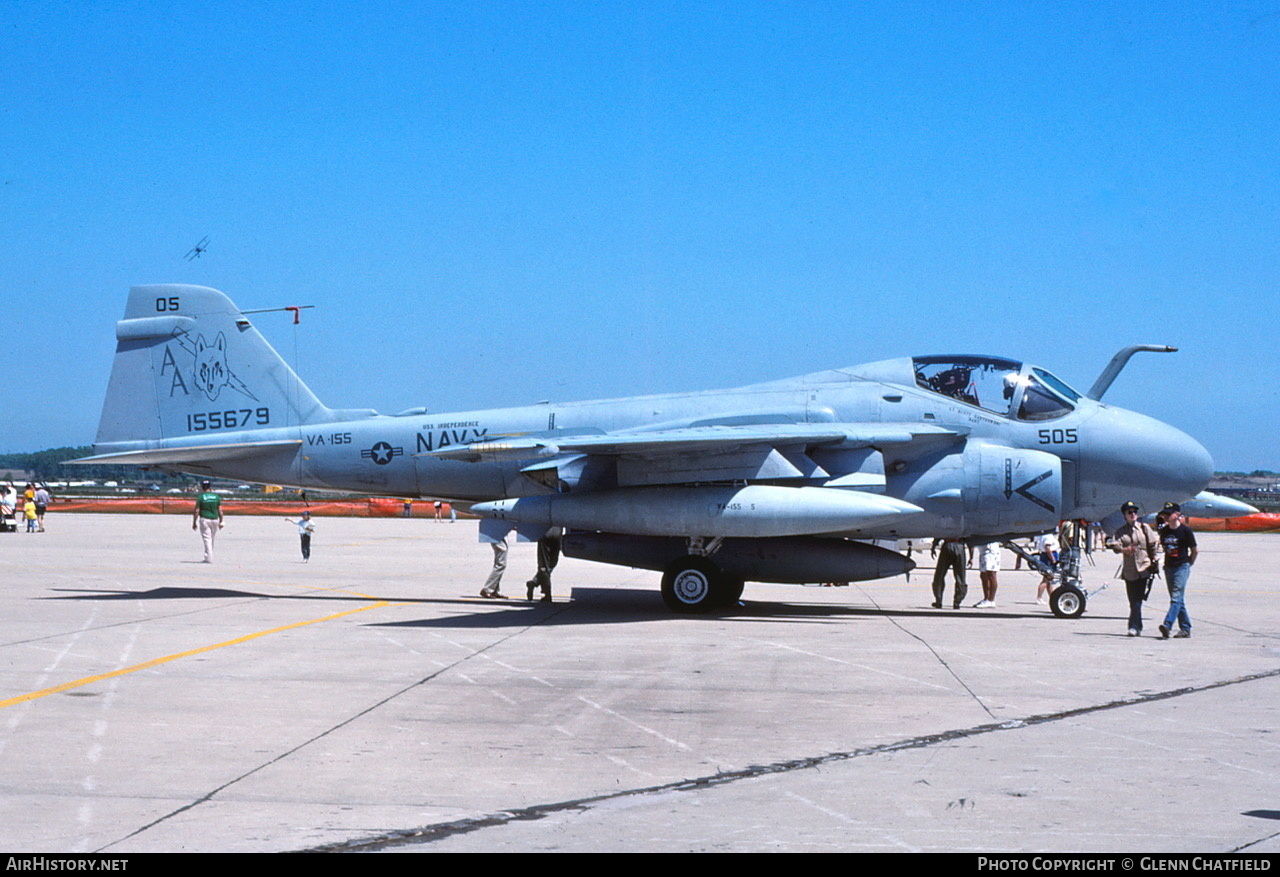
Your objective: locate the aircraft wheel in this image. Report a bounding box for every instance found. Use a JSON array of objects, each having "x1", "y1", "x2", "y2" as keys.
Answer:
[
  {"x1": 1050, "y1": 584, "x2": 1086, "y2": 619},
  {"x1": 719, "y1": 577, "x2": 745, "y2": 606},
  {"x1": 661, "y1": 556, "x2": 724, "y2": 613}
]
